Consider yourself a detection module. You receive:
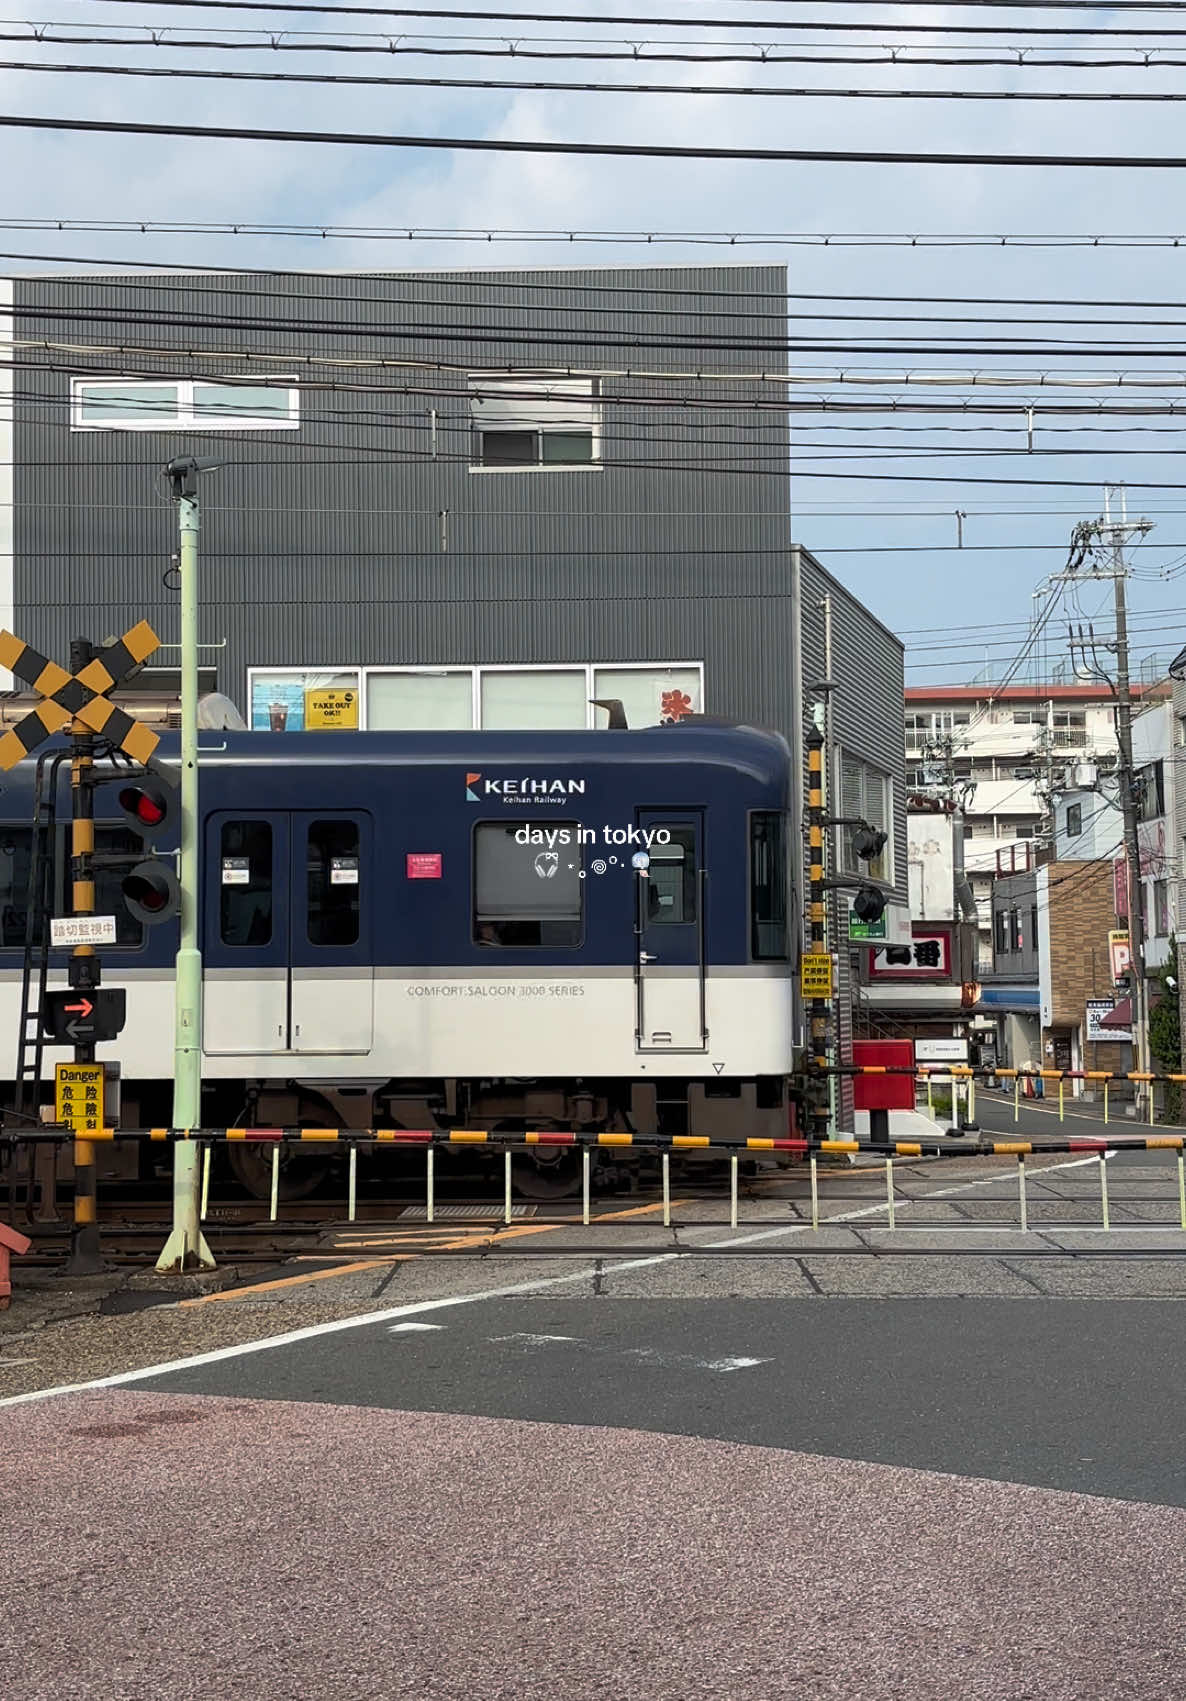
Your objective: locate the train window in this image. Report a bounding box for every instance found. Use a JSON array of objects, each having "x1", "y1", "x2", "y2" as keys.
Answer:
[
  {"x1": 94, "y1": 827, "x2": 145, "y2": 948},
  {"x1": 645, "y1": 828, "x2": 698, "y2": 925},
  {"x1": 0, "y1": 828, "x2": 33, "y2": 949},
  {"x1": 473, "y1": 821, "x2": 582, "y2": 948},
  {"x1": 307, "y1": 820, "x2": 360, "y2": 948},
  {"x1": 219, "y1": 821, "x2": 273, "y2": 946},
  {"x1": 749, "y1": 811, "x2": 788, "y2": 961}
]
